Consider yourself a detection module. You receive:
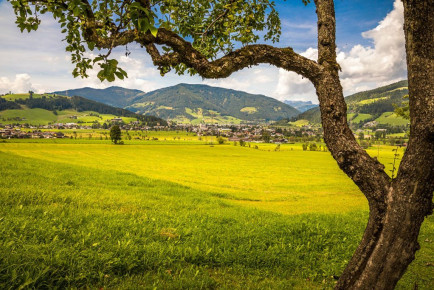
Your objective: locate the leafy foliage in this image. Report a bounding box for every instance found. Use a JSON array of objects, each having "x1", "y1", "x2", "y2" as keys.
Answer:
[
  {"x1": 9, "y1": 0, "x2": 283, "y2": 80},
  {"x1": 110, "y1": 125, "x2": 121, "y2": 144},
  {"x1": 394, "y1": 95, "x2": 410, "y2": 120}
]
